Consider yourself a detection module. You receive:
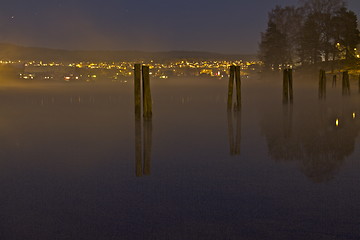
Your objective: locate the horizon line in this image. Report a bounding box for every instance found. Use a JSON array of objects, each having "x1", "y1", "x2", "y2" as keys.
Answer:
[{"x1": 0, "y1": 42, "x2": 256, "y2": 56}]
